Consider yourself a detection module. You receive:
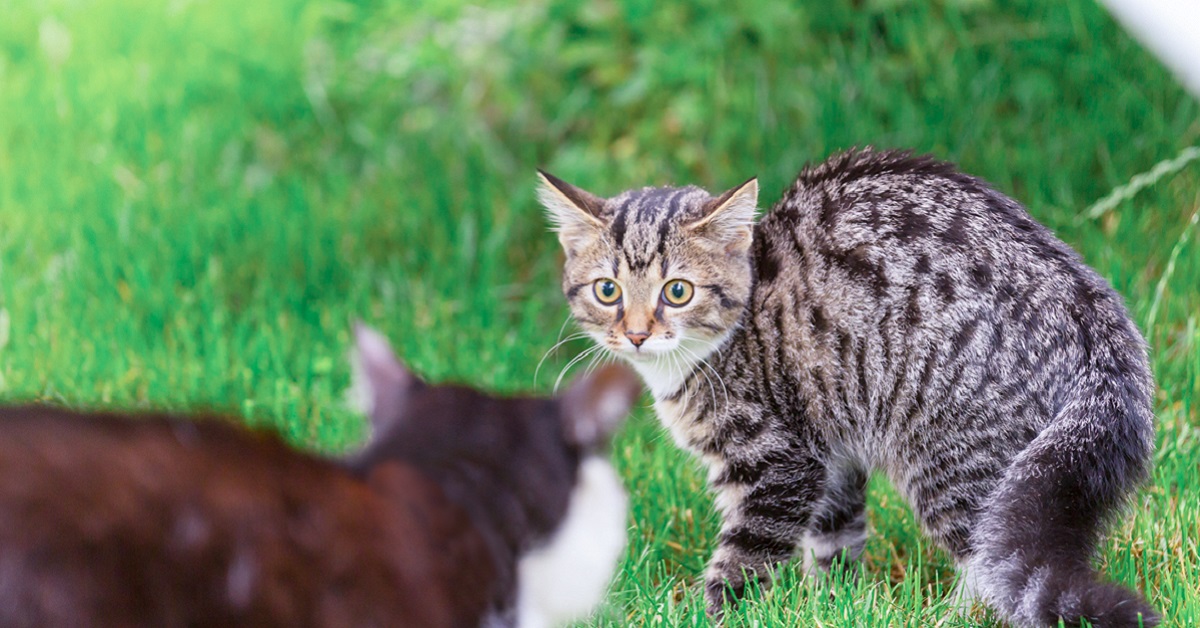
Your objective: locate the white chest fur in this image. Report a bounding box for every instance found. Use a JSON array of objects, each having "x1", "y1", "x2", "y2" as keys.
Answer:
[
  {"x1": 628, "y1": 336, "x2": 730, "y2": 456},
  {"x1": 631, "y1": 354, "x2": 710, "y2": 453},
  {"x1": 651, "y1": 395, "x2": 714, "y2": 455},
  {"x1": 515, "y1": 457, "x2": 628, "y2": 628}
]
